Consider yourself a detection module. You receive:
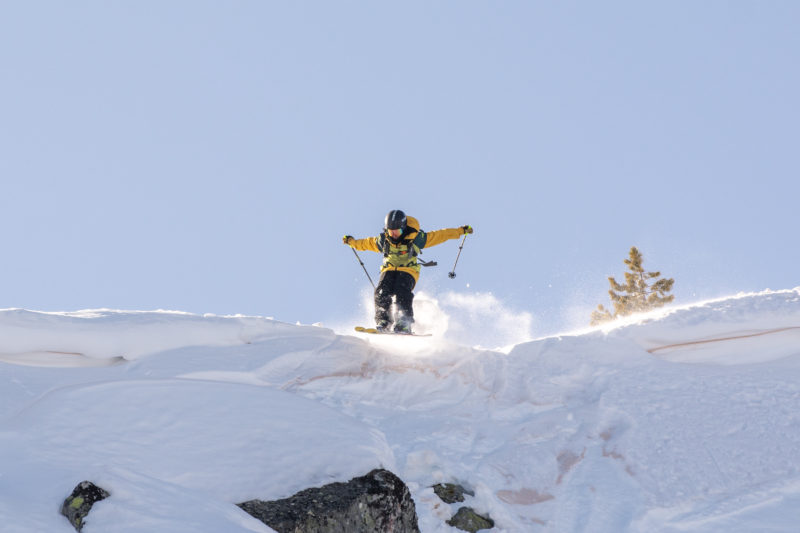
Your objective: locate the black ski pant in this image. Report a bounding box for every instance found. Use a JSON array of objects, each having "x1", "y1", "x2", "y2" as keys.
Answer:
[{"x1": 374, "y1": 270, "x2": 416, "y2": 327}]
